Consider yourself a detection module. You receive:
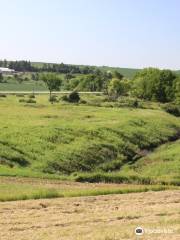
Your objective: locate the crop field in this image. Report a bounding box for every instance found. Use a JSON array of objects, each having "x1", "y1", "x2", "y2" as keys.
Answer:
[{"x1": 0, "y1": 190, "x2": 179, "y2": 240}]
